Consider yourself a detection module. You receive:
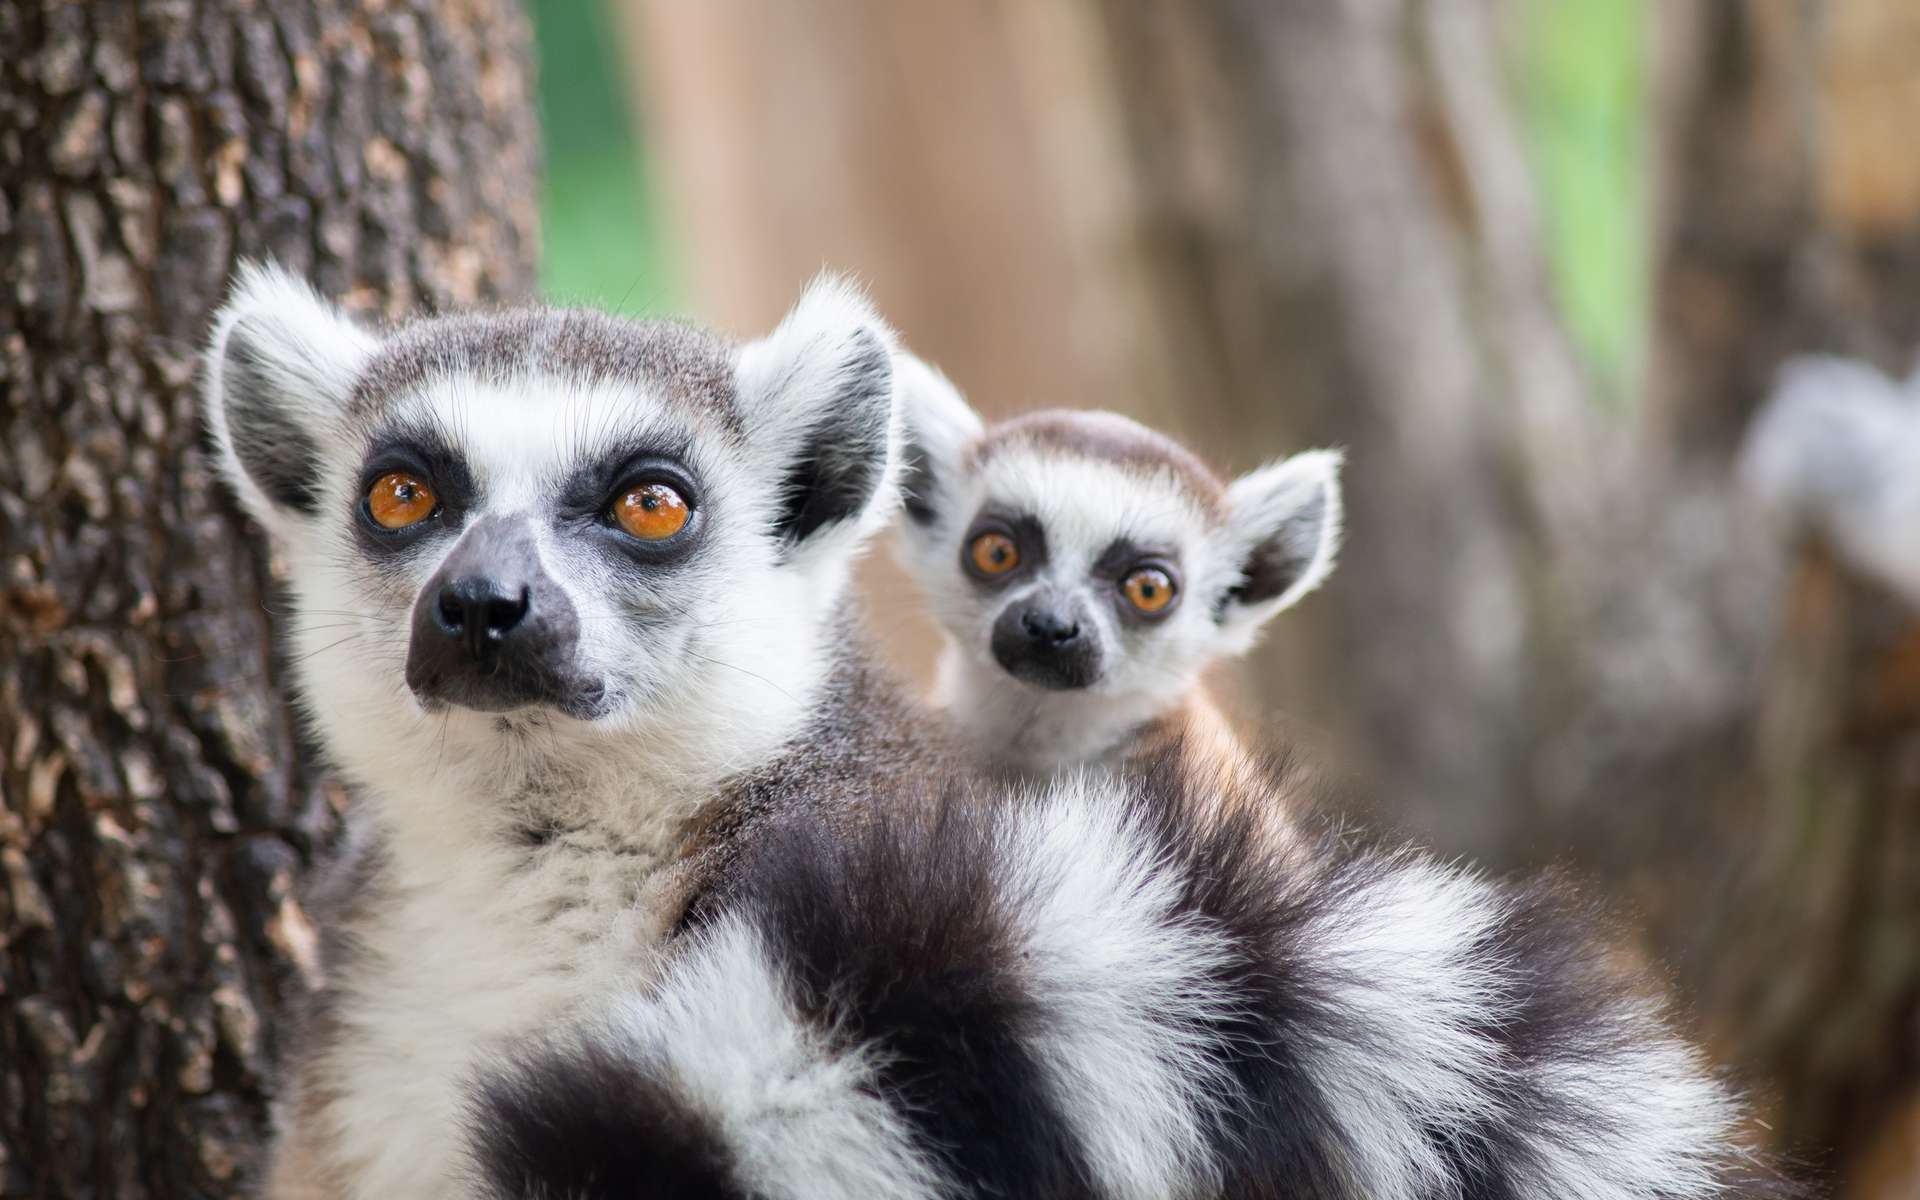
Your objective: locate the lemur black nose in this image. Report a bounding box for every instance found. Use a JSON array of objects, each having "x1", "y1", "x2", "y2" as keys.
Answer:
[
  {"x1": 1020, "y1": 608, "x2": 1081, "y2": 645},
  {"x1": 406, "y1": 517, "x2": 598, "y2": 715},
  {"x1": 433, "y1": 576, "x2": 531, "y2": 658},
  {"x1": 992, "y1": 597, "x2": 1102, "y2": 690}
]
